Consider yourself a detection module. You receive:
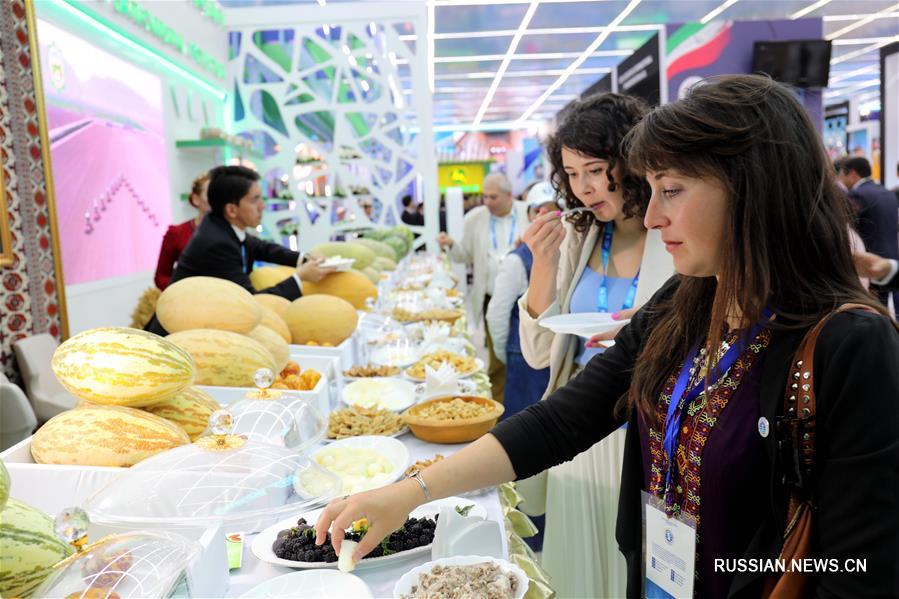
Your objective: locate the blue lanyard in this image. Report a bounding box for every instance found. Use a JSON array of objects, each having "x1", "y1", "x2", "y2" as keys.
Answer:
[
  {"x1": 661, "y1": 308, "x2": 773, "y2": 506},
  {"x1": 490, "y1": 211, "x2": 517, "y2": 251},
  {"x1": 240, "y1": 242, "x2": 248, "y2": 273},
  {"x1": 596, "y1": 221, "x2": 640, "y2": 313}
]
